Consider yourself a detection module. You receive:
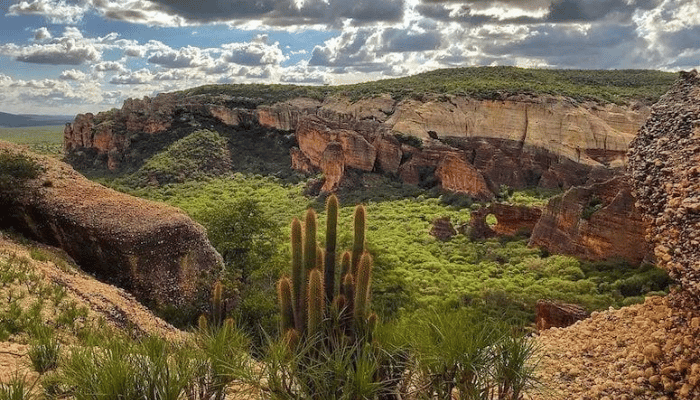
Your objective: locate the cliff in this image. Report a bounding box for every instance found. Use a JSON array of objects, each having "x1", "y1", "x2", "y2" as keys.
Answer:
[
  {"x1": 529, "y1": 176, "x2": 652, "y2": 265},
  {"x1": 0, "y1": 141, "x2": 222, "y2": 308},
  {"x1": 63, "y1": 89, "x2": 650, "y2": 196}
]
